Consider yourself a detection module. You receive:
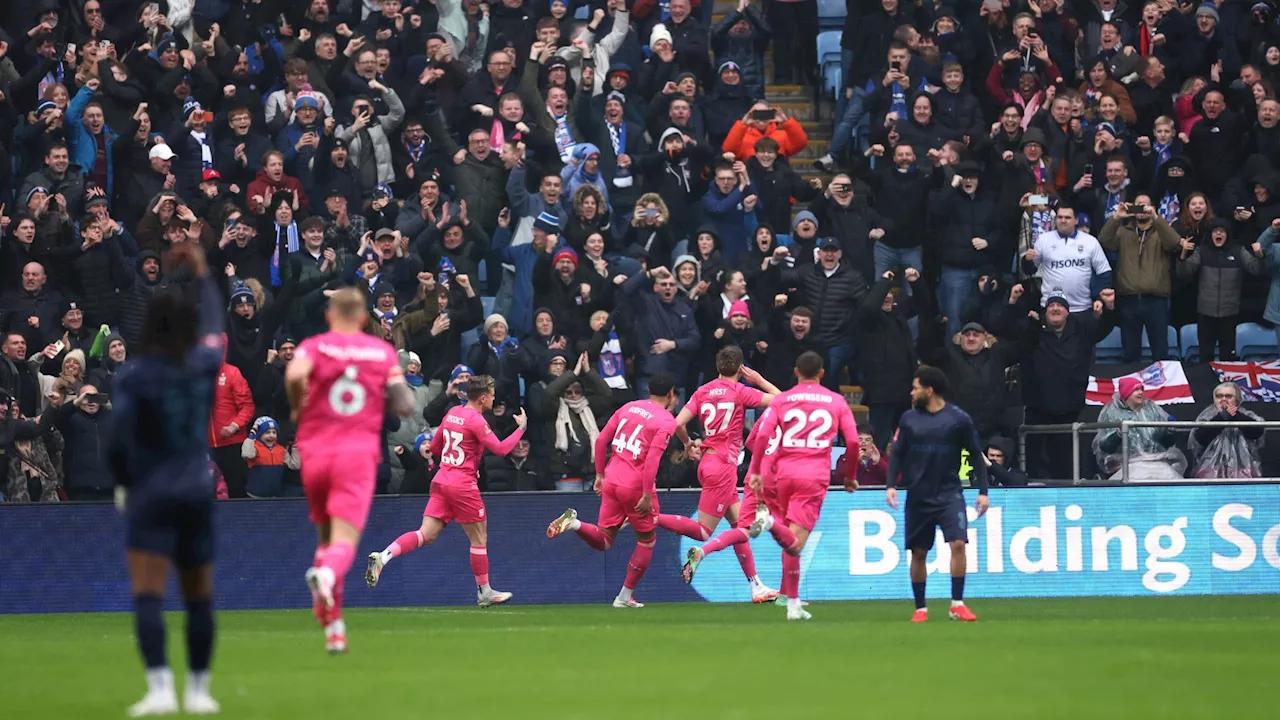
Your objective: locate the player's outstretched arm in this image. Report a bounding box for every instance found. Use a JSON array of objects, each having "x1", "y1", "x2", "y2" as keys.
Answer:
[
  {"x1": 673, "y1": 405, "x2": 695, "y2": 449},
  {"x1": 477, "y1": 409, "x2": 527, "y2": 457}
]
